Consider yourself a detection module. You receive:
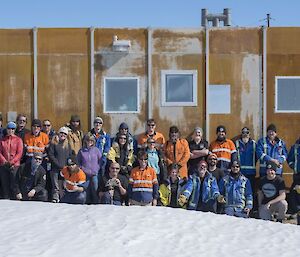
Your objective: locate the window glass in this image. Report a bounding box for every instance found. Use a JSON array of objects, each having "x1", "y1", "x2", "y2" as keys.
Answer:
[
  {"x1": 208, "y1": 85, "x2": 231, "y2": 114},
  {"x1": 104, "y1": 78, "x2": 139, "y2": 113}
]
